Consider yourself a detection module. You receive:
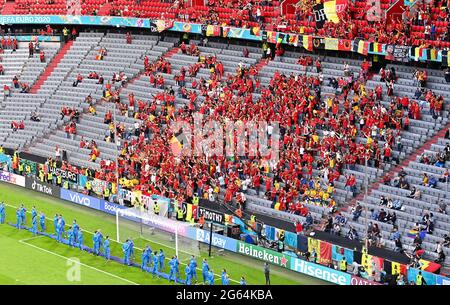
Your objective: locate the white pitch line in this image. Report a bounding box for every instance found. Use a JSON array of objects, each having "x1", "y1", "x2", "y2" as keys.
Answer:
[
  {"x1": 19, "y1": 238, "x2": 139, "y2": 285},
  {"x1": 4, "y1": 202, "x2": 240, "y2": 284}
]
